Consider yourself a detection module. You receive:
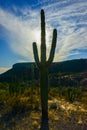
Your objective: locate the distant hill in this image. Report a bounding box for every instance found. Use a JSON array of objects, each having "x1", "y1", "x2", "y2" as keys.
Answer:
[{"x1": 0, "y1": 59, "x2": 87, "y2": 86}]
